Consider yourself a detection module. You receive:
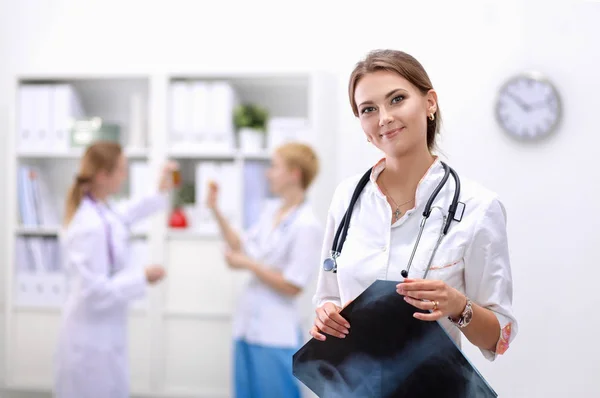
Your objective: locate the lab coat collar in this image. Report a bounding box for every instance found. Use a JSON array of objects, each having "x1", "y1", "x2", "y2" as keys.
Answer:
[
  {"x1": 267, "y1": 197, "x2": 309, "y2": 232},
  {"x1": 367, "y1": 156, "x2": 446, "y2": 210},
  {"x1": 83, "y1": 194, "x2": 109, "y2": 210}
]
